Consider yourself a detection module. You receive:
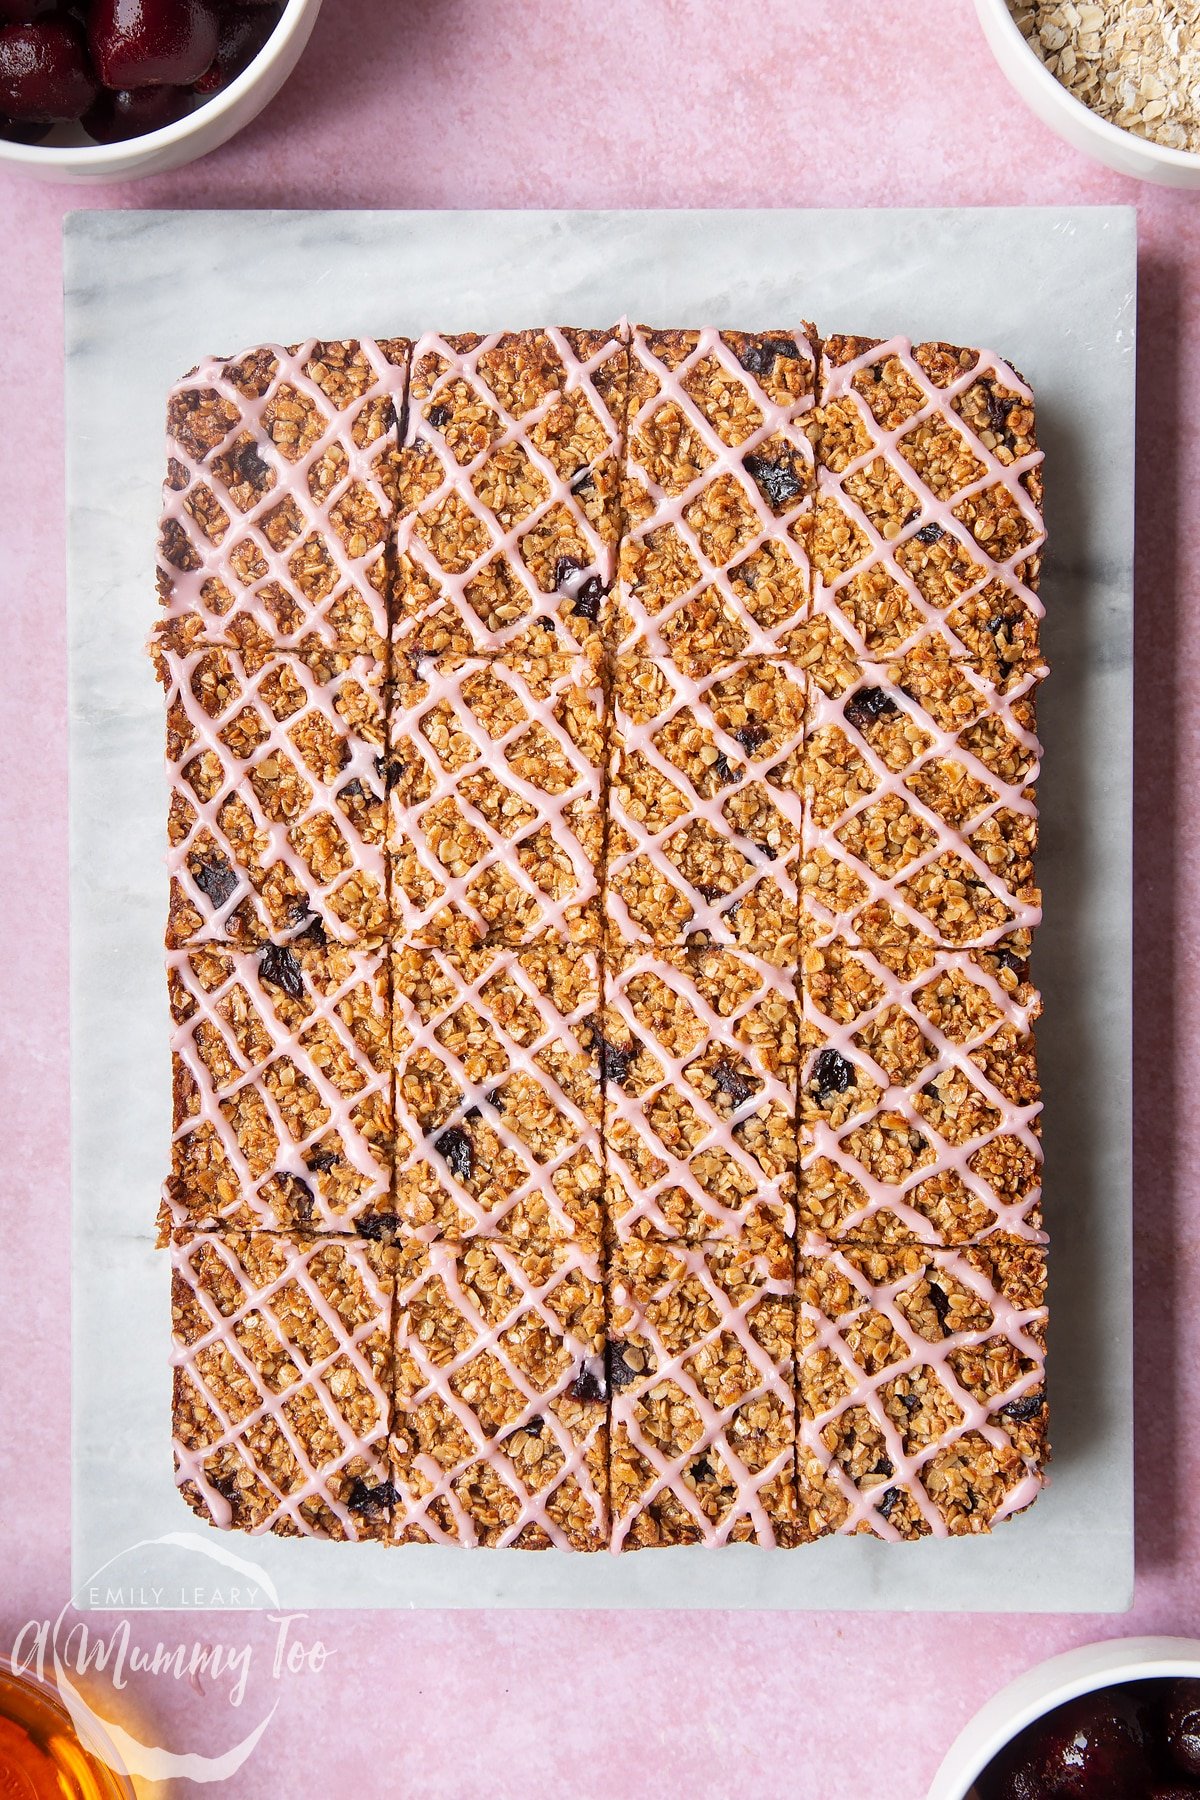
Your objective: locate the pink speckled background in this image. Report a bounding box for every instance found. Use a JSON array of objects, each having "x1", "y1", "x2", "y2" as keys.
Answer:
[{"x1": 0, "y1": 1, "x2": 1189, "y2": 1794}]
